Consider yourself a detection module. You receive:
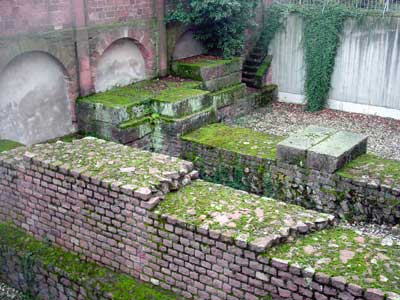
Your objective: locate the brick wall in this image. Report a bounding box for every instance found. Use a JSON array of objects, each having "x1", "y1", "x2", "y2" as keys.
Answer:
[
  {"x1": 0, "y1": 143, "x2": 393, "y2": 300},
  {"x1": 86, "y1": 0, "x2": 154, "y2": 25},
  {"x1": 0, "y1": 0, "x2": 73, "y2": 36}
]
